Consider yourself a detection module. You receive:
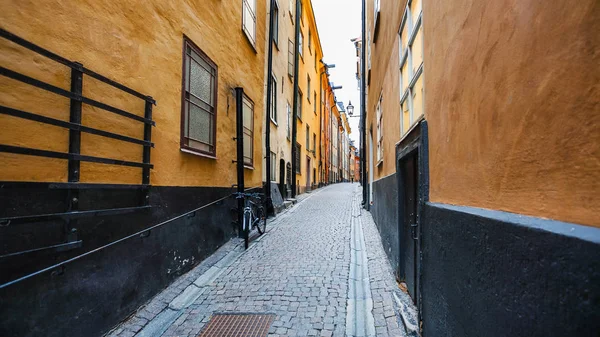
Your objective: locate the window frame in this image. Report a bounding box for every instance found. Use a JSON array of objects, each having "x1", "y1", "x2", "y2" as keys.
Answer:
[
  {"x1": 287, "y1": 101, "x2": 292, "y2": 140},
  {"x1": 306, "y1": 125, "x2": 310, "y2": 153},
  {"x1": 270, "y1": 74, "x2": 278, "y2": 125},
  {"x1": 299, "y1": 31, "x2": 304, "y2": 59},
  {"x1": 376, "y1": 93, "x2": 383, "y2": 164},
  {"x1": 308, "y1": 28, "x2": 312, "y2": 54},
  {"x1": 399, "y1": 1, "x2": 424, "y2": 136},
  {"x1": 180, "y1": 36, "x2": 219, "y2": 158},
  {"x1": 272, "y1": 0, "x2": 279, "y2": 47},
  {"x1": 297, "y1": 89, "x2": 303, "y2": 122},
  {"x1": 288, "y1": 39, "x2": 294, "y2": 78},
  {"x1": 270, "y1": 151, "x2": 277, "y2": 181},
  {"x1": 295, "y1": 143, "x2": 301, "y2": 173},
  {"x1": 242, "y1": 0, "x2": 257, "y2": 47},
  {"x1": 307, "y1": 75, "x2": 311, "y2": 102},
  {"x1": 242, "y1": 94, "x2": 255, "y2": 167}
]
